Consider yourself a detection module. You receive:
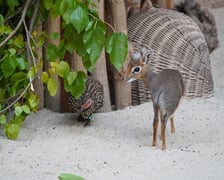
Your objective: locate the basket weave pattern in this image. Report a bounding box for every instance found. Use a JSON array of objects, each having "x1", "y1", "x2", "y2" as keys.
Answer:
[{"x1": 128, "y1": 7, "x2": 214, "y2": 105}]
